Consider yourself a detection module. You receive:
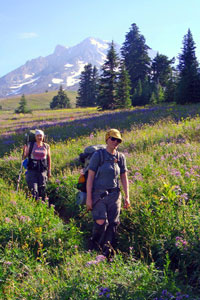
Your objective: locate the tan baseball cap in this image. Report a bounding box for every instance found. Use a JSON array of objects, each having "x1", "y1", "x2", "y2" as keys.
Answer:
[{"x1": 105, "y1": 129, "x2": 122, "y2": 143}]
